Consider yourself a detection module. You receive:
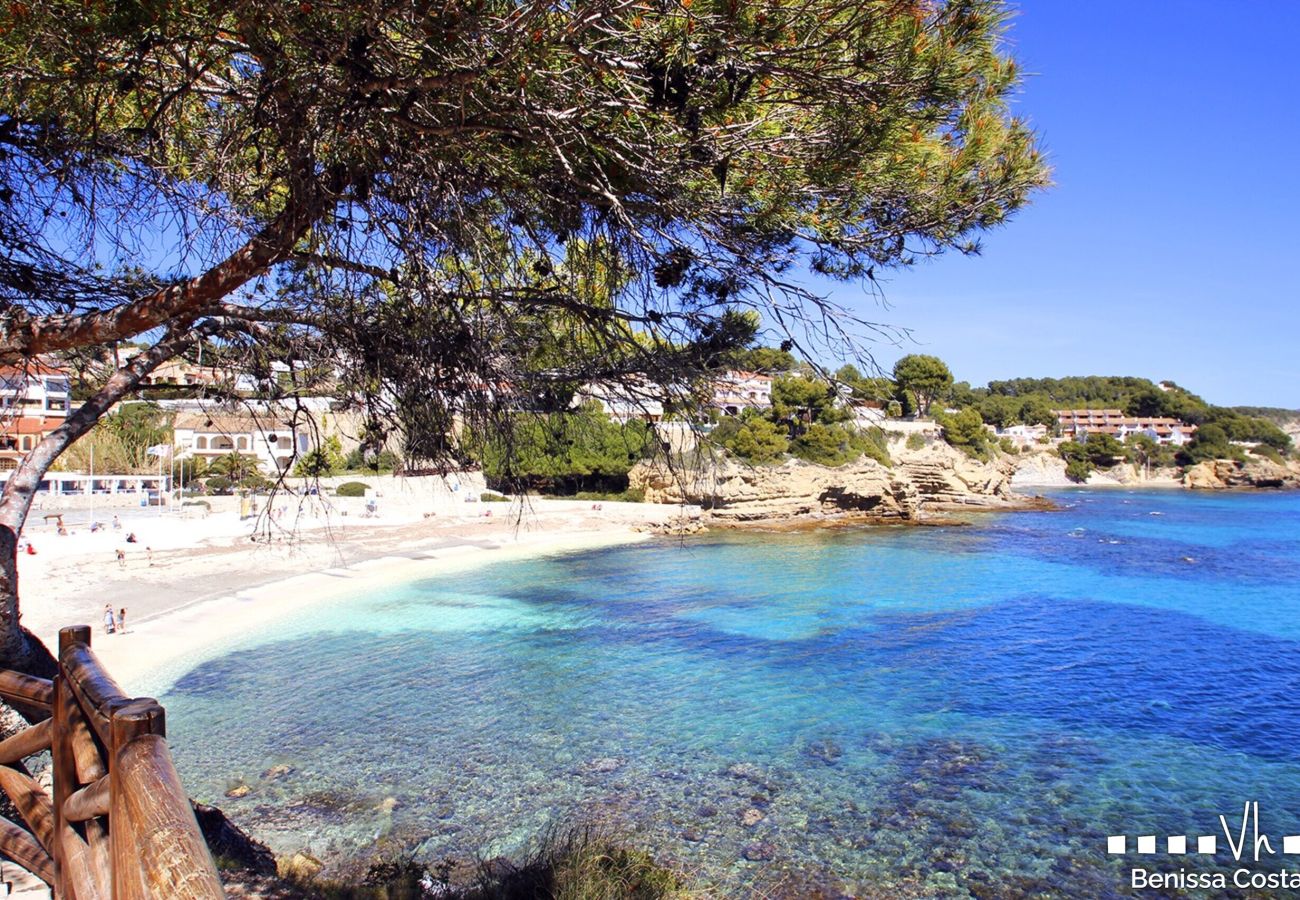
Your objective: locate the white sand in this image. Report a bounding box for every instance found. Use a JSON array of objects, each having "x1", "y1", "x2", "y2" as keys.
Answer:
[{"x1": 19, "y1": 488, "x2": 689, "y2": 697}]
